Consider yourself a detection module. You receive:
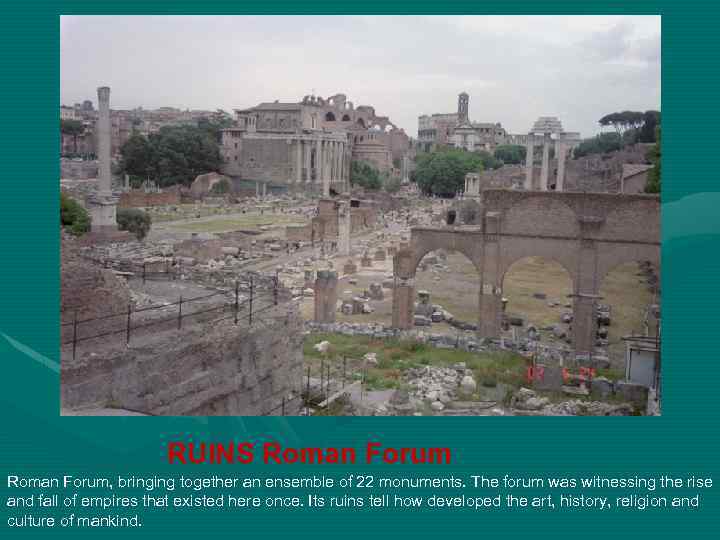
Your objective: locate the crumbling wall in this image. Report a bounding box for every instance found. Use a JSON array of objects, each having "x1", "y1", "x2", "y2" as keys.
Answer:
[
  {"x1": 61, "y1": 234, "x2": 132, "y2": 340},
  {"x1": 189, "y1": 172, "x2": 231, "y2": 199},
  {"x1": 286, "y1": 224, "x2": 312, "y2": 242},
  {"x1": 61, "y1": 159, "x2": 98, "y2": 180},
  {"x1": 119, "y1": 188, "x2": 181, "y2": 208},
  {"x1": 61, "y1": 305, "x2": 304, "y2": 416}
]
